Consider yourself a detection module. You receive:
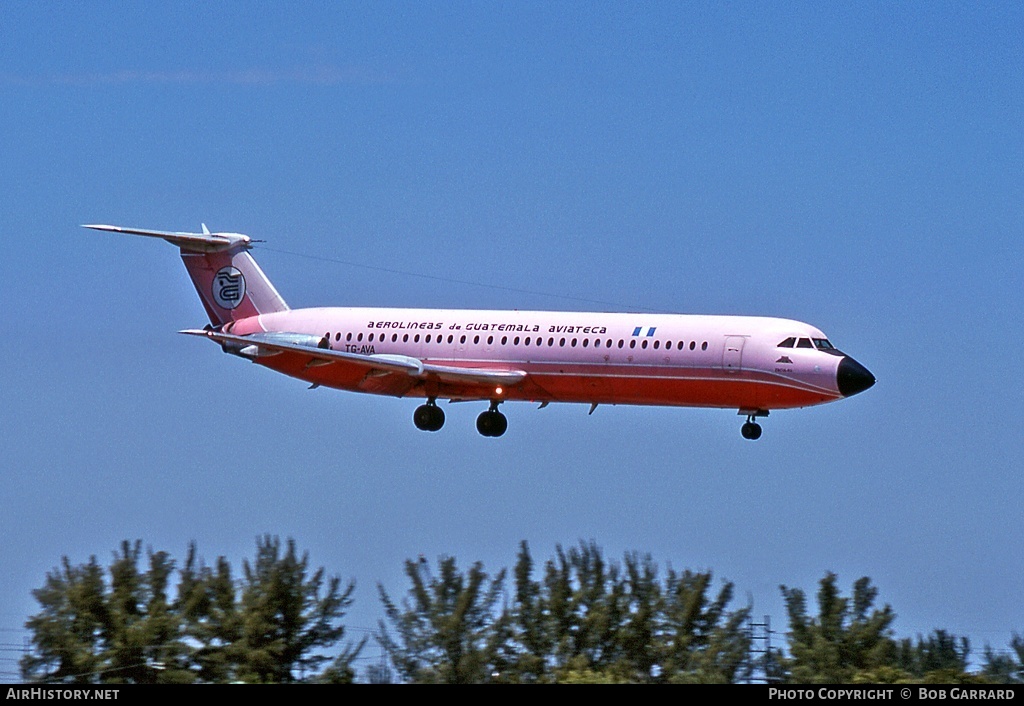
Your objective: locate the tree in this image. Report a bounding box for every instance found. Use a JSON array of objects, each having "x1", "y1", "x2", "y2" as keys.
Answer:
[
  {"x1": 22, "y1": 537, "x2": 361, "y2": 683},
  {"x1": 507, "y1": 540, "x2": 550, "y2": 681},
  {"x1": 661, "y1": 567, "x2": 751, "y2": 683},
  {"x1": 235, "y1": 535, "x2": 362, "y2": 683},
  {"x1": 21, "y1": 556, "x2": 108, "y2": 682},
  {"x1": 896, "y1": 630, "x2": 974, "y2": 682},
  {"x1": 101, "y1": 541, "x2": 192, "y2": 683},
  {"x1": 982, "y1": 634, "x2": 1024, "y2": 684},
  {"x1": 780, "y1": 573, "x2": 897, "y2": 683},
  {"x1": 177, "y1": 545, "x2": 244, "y2": 682},
  {"x1": 377, "y1": 555, "x2": 507, "y2": 683},
  {"x1": 522, "y1": 543, "x2": 750, "y2": 683},
  {"x1": 379, "y1": 542, "x2": 754, "y2": 684}
]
